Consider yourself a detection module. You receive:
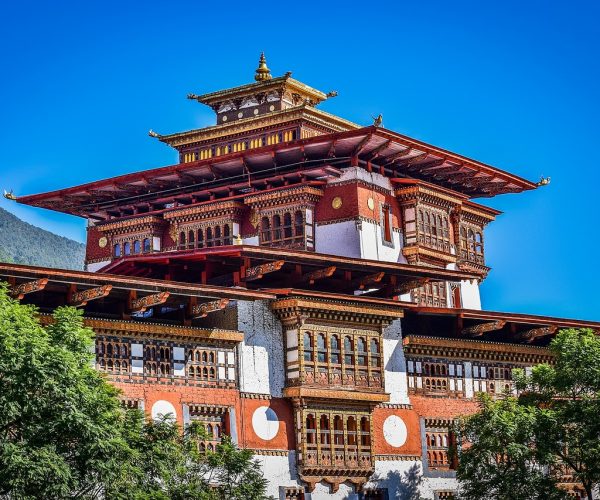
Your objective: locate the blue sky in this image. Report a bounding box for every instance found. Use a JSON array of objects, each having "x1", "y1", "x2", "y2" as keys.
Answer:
[{"x1": 1, "y1": 0, "x2": 598, "y2": 320}]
